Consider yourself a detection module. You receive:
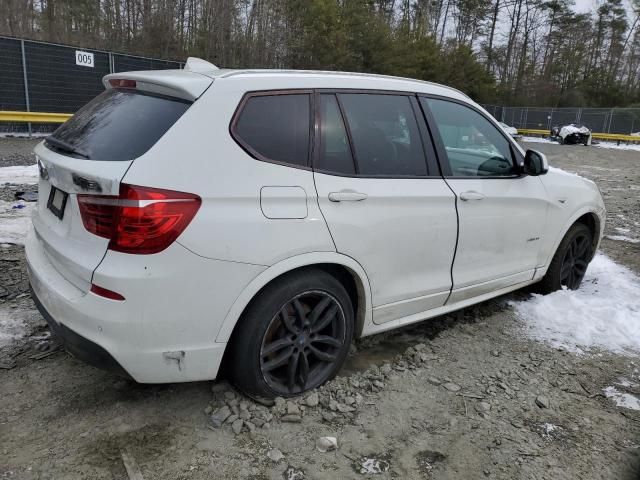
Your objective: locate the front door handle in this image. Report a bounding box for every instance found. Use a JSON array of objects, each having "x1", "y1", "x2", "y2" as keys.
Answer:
[
  {"x1": 459, "y1": 191, "x2": 485, "y2": 201},
  {"x1": 328, "y1": 191, "x2": 368, "y2": 202}
]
